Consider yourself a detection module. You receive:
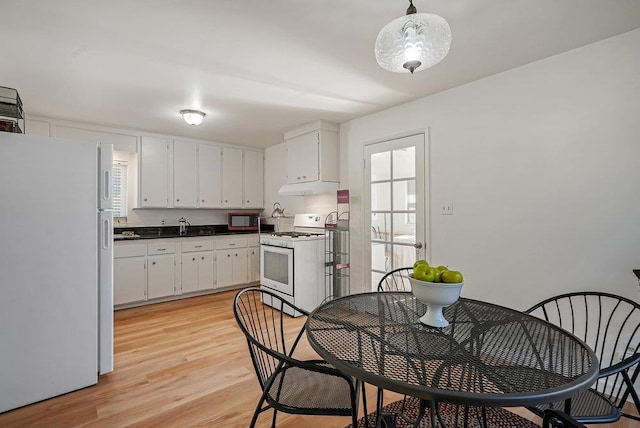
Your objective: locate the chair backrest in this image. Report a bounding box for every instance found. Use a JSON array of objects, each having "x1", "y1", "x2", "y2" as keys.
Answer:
[
  {"x1": 525, "y1": 292, "x2": 640, "y2": 406},
  {"x1": 377, "y1": 267, "x2": 413, "y2": 292},
  {"x1": 233, "y1": 287, "x2": 307, "y2": 390}
]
